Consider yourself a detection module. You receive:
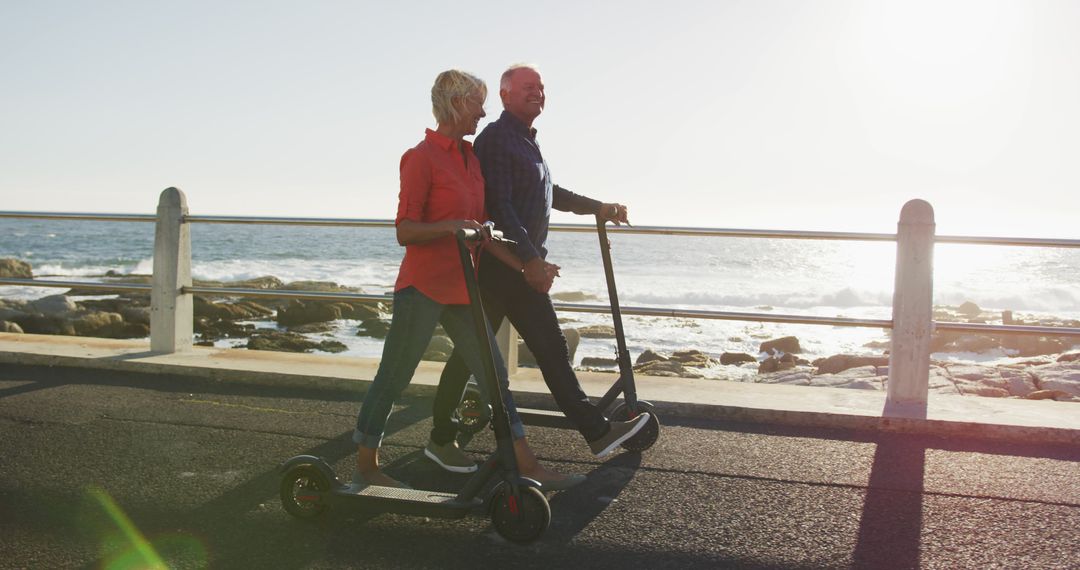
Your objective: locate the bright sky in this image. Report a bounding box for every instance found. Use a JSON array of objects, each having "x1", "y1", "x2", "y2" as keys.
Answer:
[{"x1": 2, "y1": 1, "x2": 1078, "y2": 237}]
